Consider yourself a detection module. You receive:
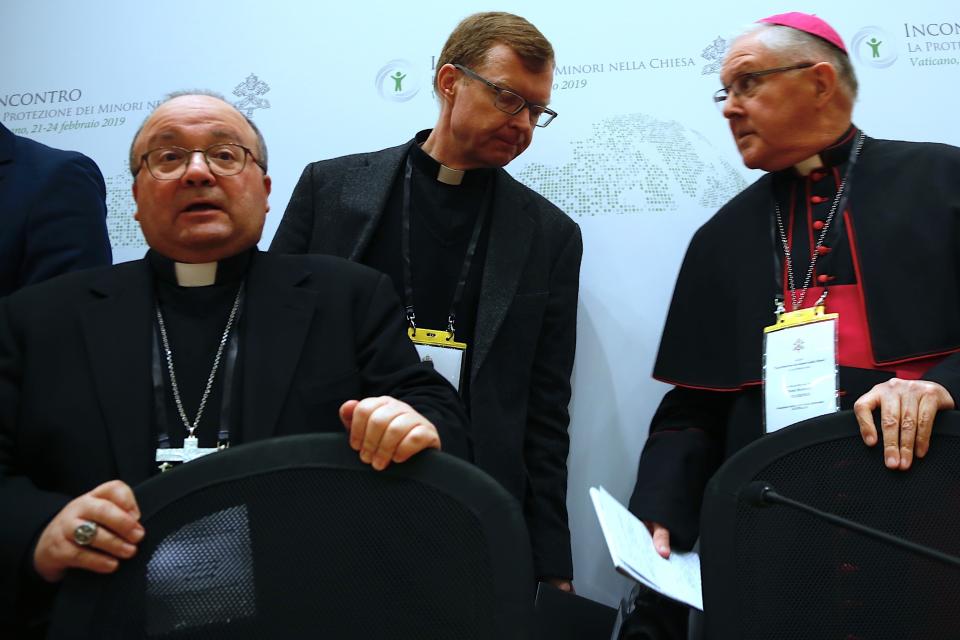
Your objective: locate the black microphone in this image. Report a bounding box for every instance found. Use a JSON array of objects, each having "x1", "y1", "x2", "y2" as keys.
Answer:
[{"x1": 739, "y1": 481, "x2": 960, "y2": 570}]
